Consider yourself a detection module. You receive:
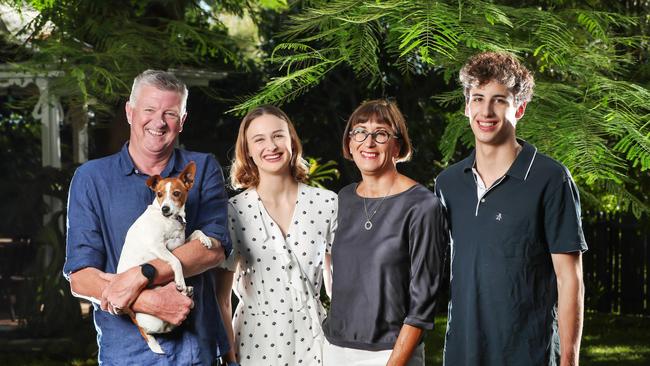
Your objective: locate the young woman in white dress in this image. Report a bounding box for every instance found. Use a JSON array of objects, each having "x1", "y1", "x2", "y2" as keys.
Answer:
[{"x1": 216, "y1": 105, "x2": 337, "y2": 366}]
